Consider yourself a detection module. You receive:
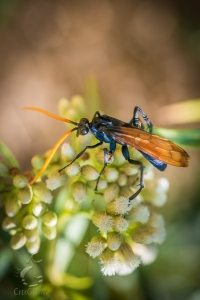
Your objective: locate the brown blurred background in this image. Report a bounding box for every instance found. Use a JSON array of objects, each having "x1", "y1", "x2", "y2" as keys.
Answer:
[{"x1": 0, "y1": 0, "x2": 200, "y2": 299}]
